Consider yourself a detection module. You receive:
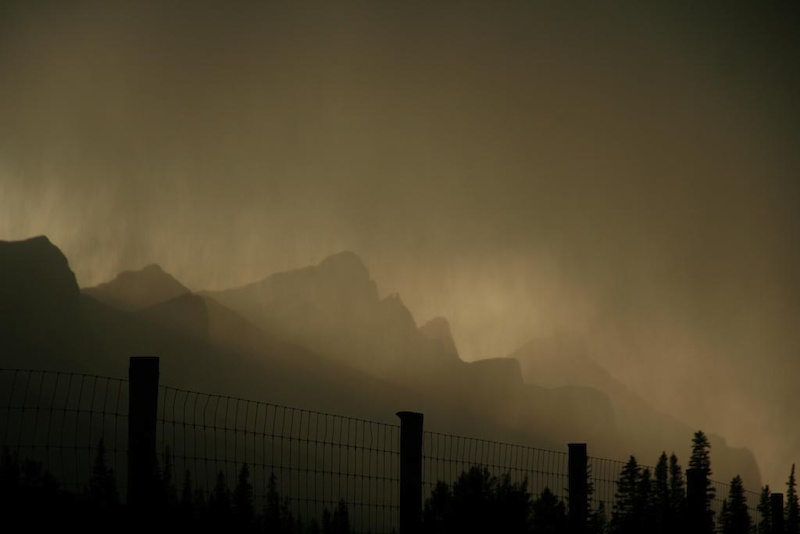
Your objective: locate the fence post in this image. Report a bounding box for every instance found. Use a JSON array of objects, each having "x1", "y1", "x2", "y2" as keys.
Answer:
[
  {"x1": 397, "y1": 411, "x2": 424, "y2": 534},
  {"x1": 128, "y1": 356, "x2": 160, "y2": 513},
  {"x1": 686, "y1": 467, "x2": 708, "y2": 534},
  {"x1": 771, "y1": 492, "x2": 785, "y2": 534},
  {"x1": 568, "y1": 443, "x2": 588, "y2": 534}
]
